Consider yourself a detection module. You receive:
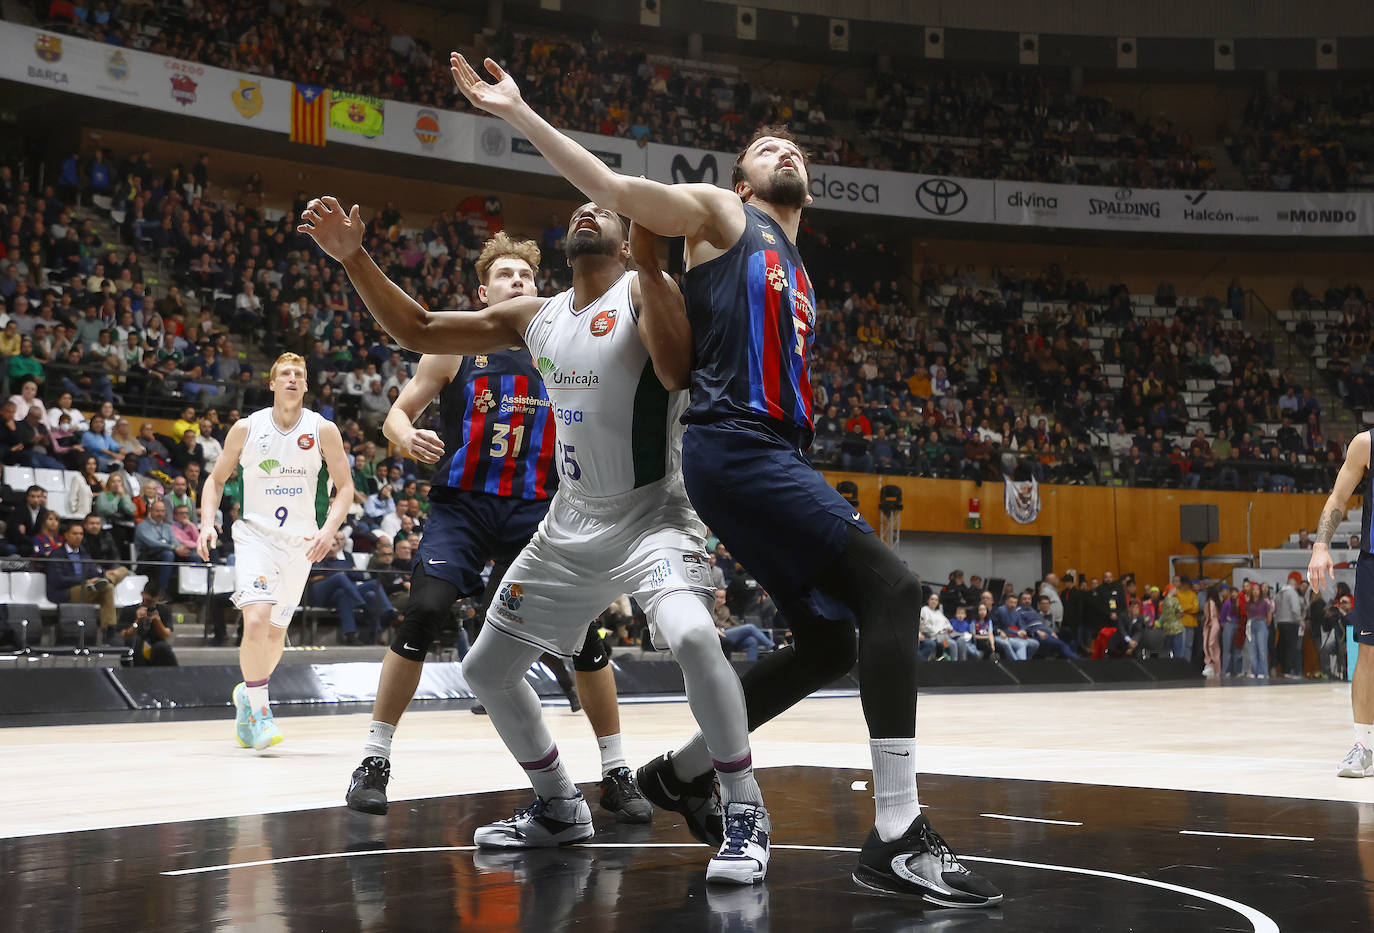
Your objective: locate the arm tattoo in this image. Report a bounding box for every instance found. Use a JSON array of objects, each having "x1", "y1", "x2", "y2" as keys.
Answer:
[{"x1": 1315, "y1": 506, "x2": 1345, "y2": 546}]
